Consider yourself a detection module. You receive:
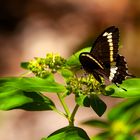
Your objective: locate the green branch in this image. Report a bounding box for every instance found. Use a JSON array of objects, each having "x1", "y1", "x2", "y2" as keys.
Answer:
[
  {"x1": 57, "y1": 93, "x2": 71, "y2": 118},
  {"x1": 69, "y1": 104, "x2": 79, "y2": 126}
]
